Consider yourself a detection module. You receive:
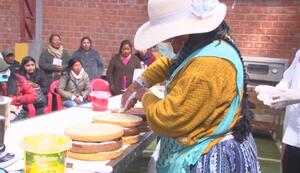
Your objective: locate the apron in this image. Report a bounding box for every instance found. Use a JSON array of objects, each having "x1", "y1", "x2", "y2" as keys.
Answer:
[{"x1": 154, "y1": 40, "x2": 244, "y2": 173}]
